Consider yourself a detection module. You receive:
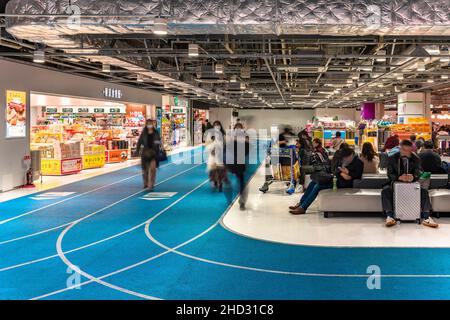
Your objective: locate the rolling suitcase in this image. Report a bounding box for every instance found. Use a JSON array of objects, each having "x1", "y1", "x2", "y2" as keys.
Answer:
[{"x1": 393, "y1": 182, "x2": 421, "y2": 222}]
